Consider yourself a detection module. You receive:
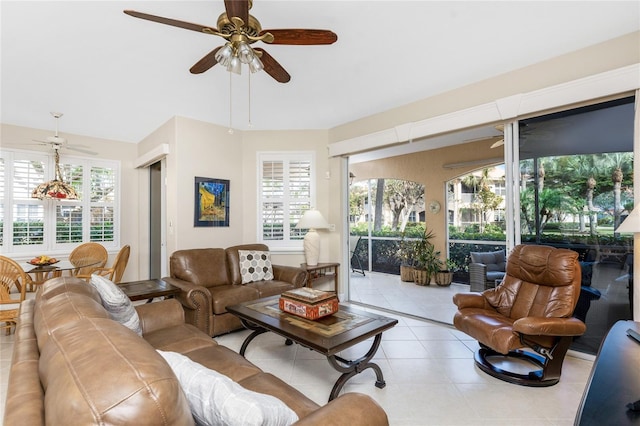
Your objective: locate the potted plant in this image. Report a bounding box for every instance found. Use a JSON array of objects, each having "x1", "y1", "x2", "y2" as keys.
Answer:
[
  {"x1": 396, "y1": 236, "x2": 417, "y2": 282},
  {"x1": 435, "y1": 259, "x2": 457, "y2": 286},
  {"x1": 412, "y1": 230, "x2": 442, "y2": 286}
]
